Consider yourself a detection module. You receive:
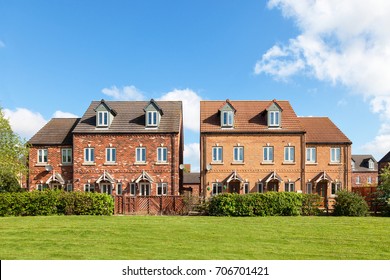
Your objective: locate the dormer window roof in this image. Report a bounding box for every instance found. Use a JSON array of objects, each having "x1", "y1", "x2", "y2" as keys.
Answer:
[
  {"x1": 144, "y1": 99, "x2": 163, "y2": 127},
  {"x1": 94, "y1": 99, "x2": 117, "y2": 128},
  {"x1": 266, "y1": 100, "x2": 282, "y2": 128},
  {"x1": 219, "y1": 99, "x2": 236, "y2": 128}
]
